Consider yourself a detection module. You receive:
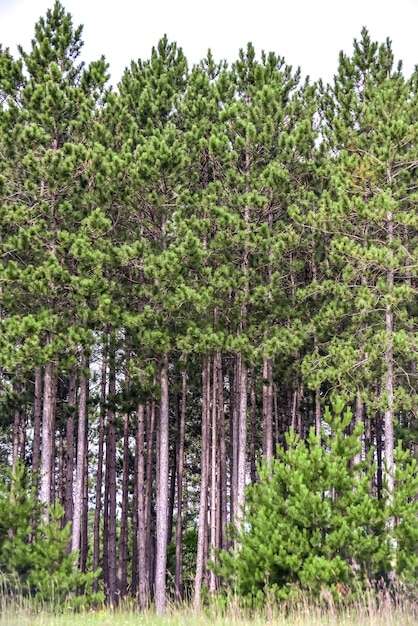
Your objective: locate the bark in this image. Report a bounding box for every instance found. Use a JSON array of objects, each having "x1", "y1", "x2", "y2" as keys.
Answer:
[
  {"x1": 168, "y1": 445, "x2": 176, "y2": 547},
  {"x1": 137, "y1": 402, "x2": 149, "y2": 609},
  {"x1": 81, "y1": 432, "x2": 89, "y2": 573},
  {"x1": 131, "y1": 434, "x2": 139, "y2": 598},
  {"x1": 155, "y1": 353, "x2": 169, "y2": 616},
  {"x1": 209, "y1": 356, "x2": 217, "y2": 594},
  {"x1": 315, "y1": 388, "x2": 322, "y2": 440},
  {"x1": 12, "y1": 379, "x2": 22, "y2": 471},
  {"x1": 384, "y1": 213, "x2": 395, "y2": 497},
  {"x1": 118, "y1": 408, "x2": 130, "y2": 598},
  {"x1": 376, "y1": 411, "x2": 383, "y2": 500},
  {"x1": 262, "y1": 357, "x2": 273, "y2": 463},
  {"x1": 249, "y1": 367, "x2": 257, "y2": 484},
  {"x1": 118, "y1": 348, "x2": 131, "y2": 598},
  {"x1": 57, "y1": 431, "x2": 64, "y2": 506},
  {"x1": 175, "y1": 366, "x2": 187, "y2": 601},
  {"x1": 236, "y1": 354, "x2": 247, "y2": 522},
  {"x1": 145, "y1": 401, "x2": 156, "y2": 592},
  {"x1": 72, "y1": 352, "x2": 88, "y2": 554},
  {"x1": 93, "y1": 342, "x2": 106, "y2": 594},
  {"x1": 32, "y1": 367, "x2": 42, "y2": 475},
  {"x1": 64, "y1": 373, "x2": 76, "y2": 528},
  {"x1": 193, "y1": 356, "x2": 210, "y2": 611},
  {"x1": 217, "y1": 352, "x2": 227, "y2": 552},
  {"x1": 40, "y1": 360, "x2": 57, "y2": 521},
  {"x1": 105, "y1": 342, "x2": 117, "y2": 606},
  {"x1": 229, "y1": 360, "x2": 238, "y2": 527}
]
